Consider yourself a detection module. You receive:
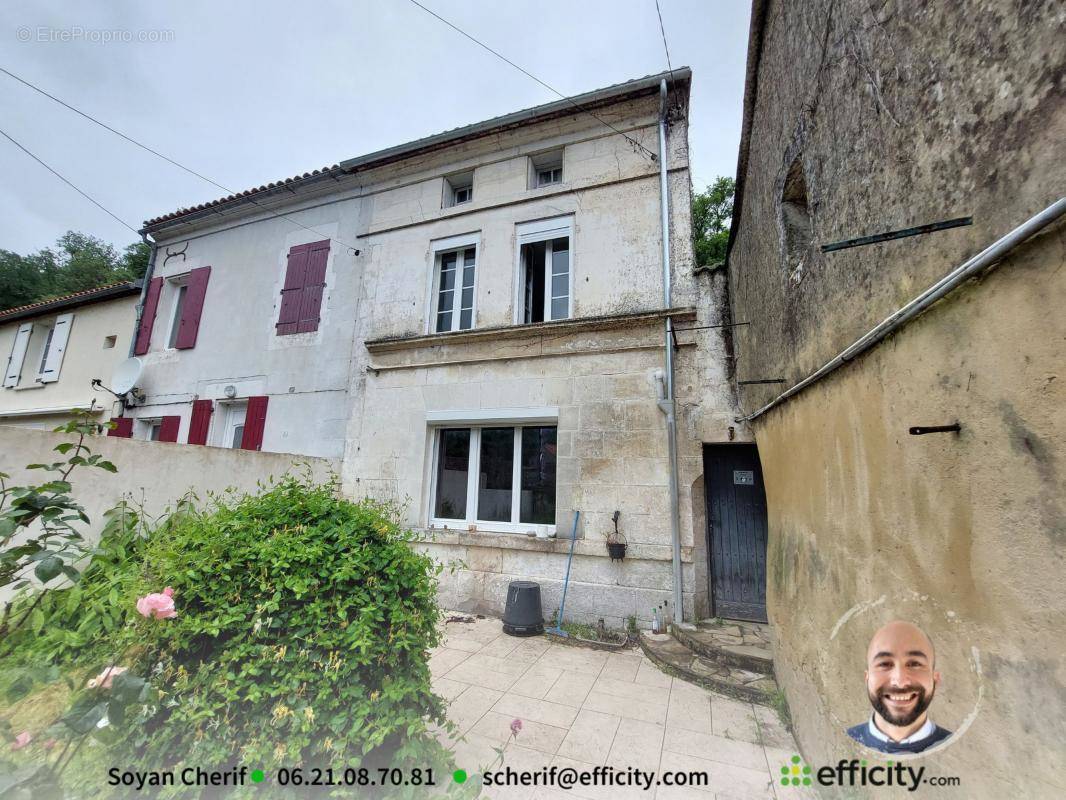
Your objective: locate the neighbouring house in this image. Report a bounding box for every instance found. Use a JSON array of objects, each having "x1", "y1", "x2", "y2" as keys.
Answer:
[
  {"x1": 724, "y1": 1, "x2": 1064, "y2": 796},
  {"x1": 0, "y1": 282, "x2": 140, "y2": 429},
  {"x1": 133, "y1": 69, "x2": 745, "y2": 632}
]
